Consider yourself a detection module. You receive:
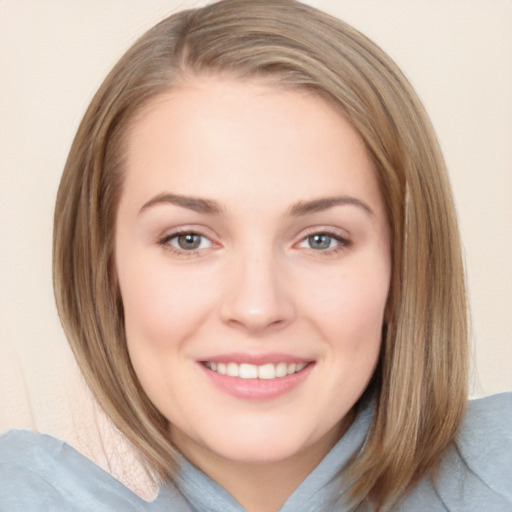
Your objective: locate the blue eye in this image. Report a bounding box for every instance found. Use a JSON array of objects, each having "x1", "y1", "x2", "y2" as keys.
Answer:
[
  {"x1": 306, "y1": 234, "x2": 335, "y2": 250},
  {"x1": 298, "y1": 232, "x2": 349, "y2": 252},
  {"x1": 165, "y1": 233, "x2": 213, "y2": 251}
]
